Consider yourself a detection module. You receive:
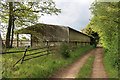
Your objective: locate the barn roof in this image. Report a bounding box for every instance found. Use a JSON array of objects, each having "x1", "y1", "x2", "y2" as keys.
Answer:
[
  {"x1": 15, "y1": 23, "x2": 66, "y2": 34},
  {"x1": 15, "y1": 23, "x2": 92, "y2": 38}
]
